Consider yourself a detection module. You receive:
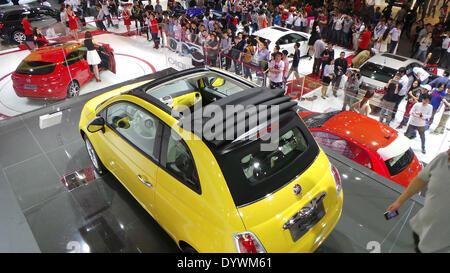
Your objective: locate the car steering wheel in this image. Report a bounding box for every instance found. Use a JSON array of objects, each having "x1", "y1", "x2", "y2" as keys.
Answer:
[{"x1": 133, "y1": 110, "x2": 156, "y2": 140}]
